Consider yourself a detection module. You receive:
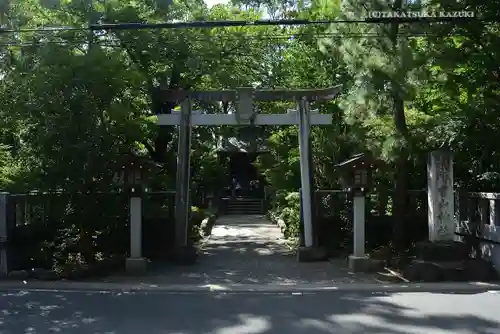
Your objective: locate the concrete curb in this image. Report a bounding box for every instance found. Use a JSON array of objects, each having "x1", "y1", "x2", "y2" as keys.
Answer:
[{"x1": 0, "y1": 280, "x2": 499, "y2": 293}]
